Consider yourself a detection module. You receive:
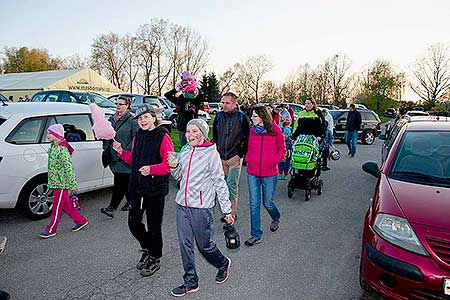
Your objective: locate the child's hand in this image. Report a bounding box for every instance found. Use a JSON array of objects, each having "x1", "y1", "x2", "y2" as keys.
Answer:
[
  {"x1": 112, "y1": 141, "x2": 123, "y2": 155},
  {"x1": 224, "y1": 214, "x2": 234, "y2": 225},
  {"x1": 139, "y1": 166, "x2": 150, "y2": 176}
]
